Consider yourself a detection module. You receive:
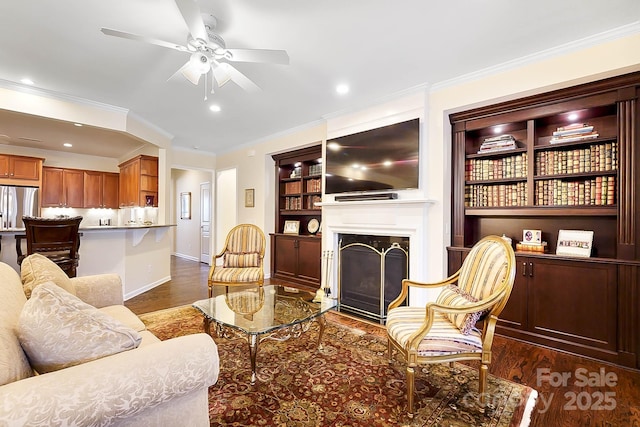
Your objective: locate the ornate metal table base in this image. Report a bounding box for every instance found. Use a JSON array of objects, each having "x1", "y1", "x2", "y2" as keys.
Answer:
[{"x1": 203, "y1": 314, "x2": 328, "y2": 385}]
